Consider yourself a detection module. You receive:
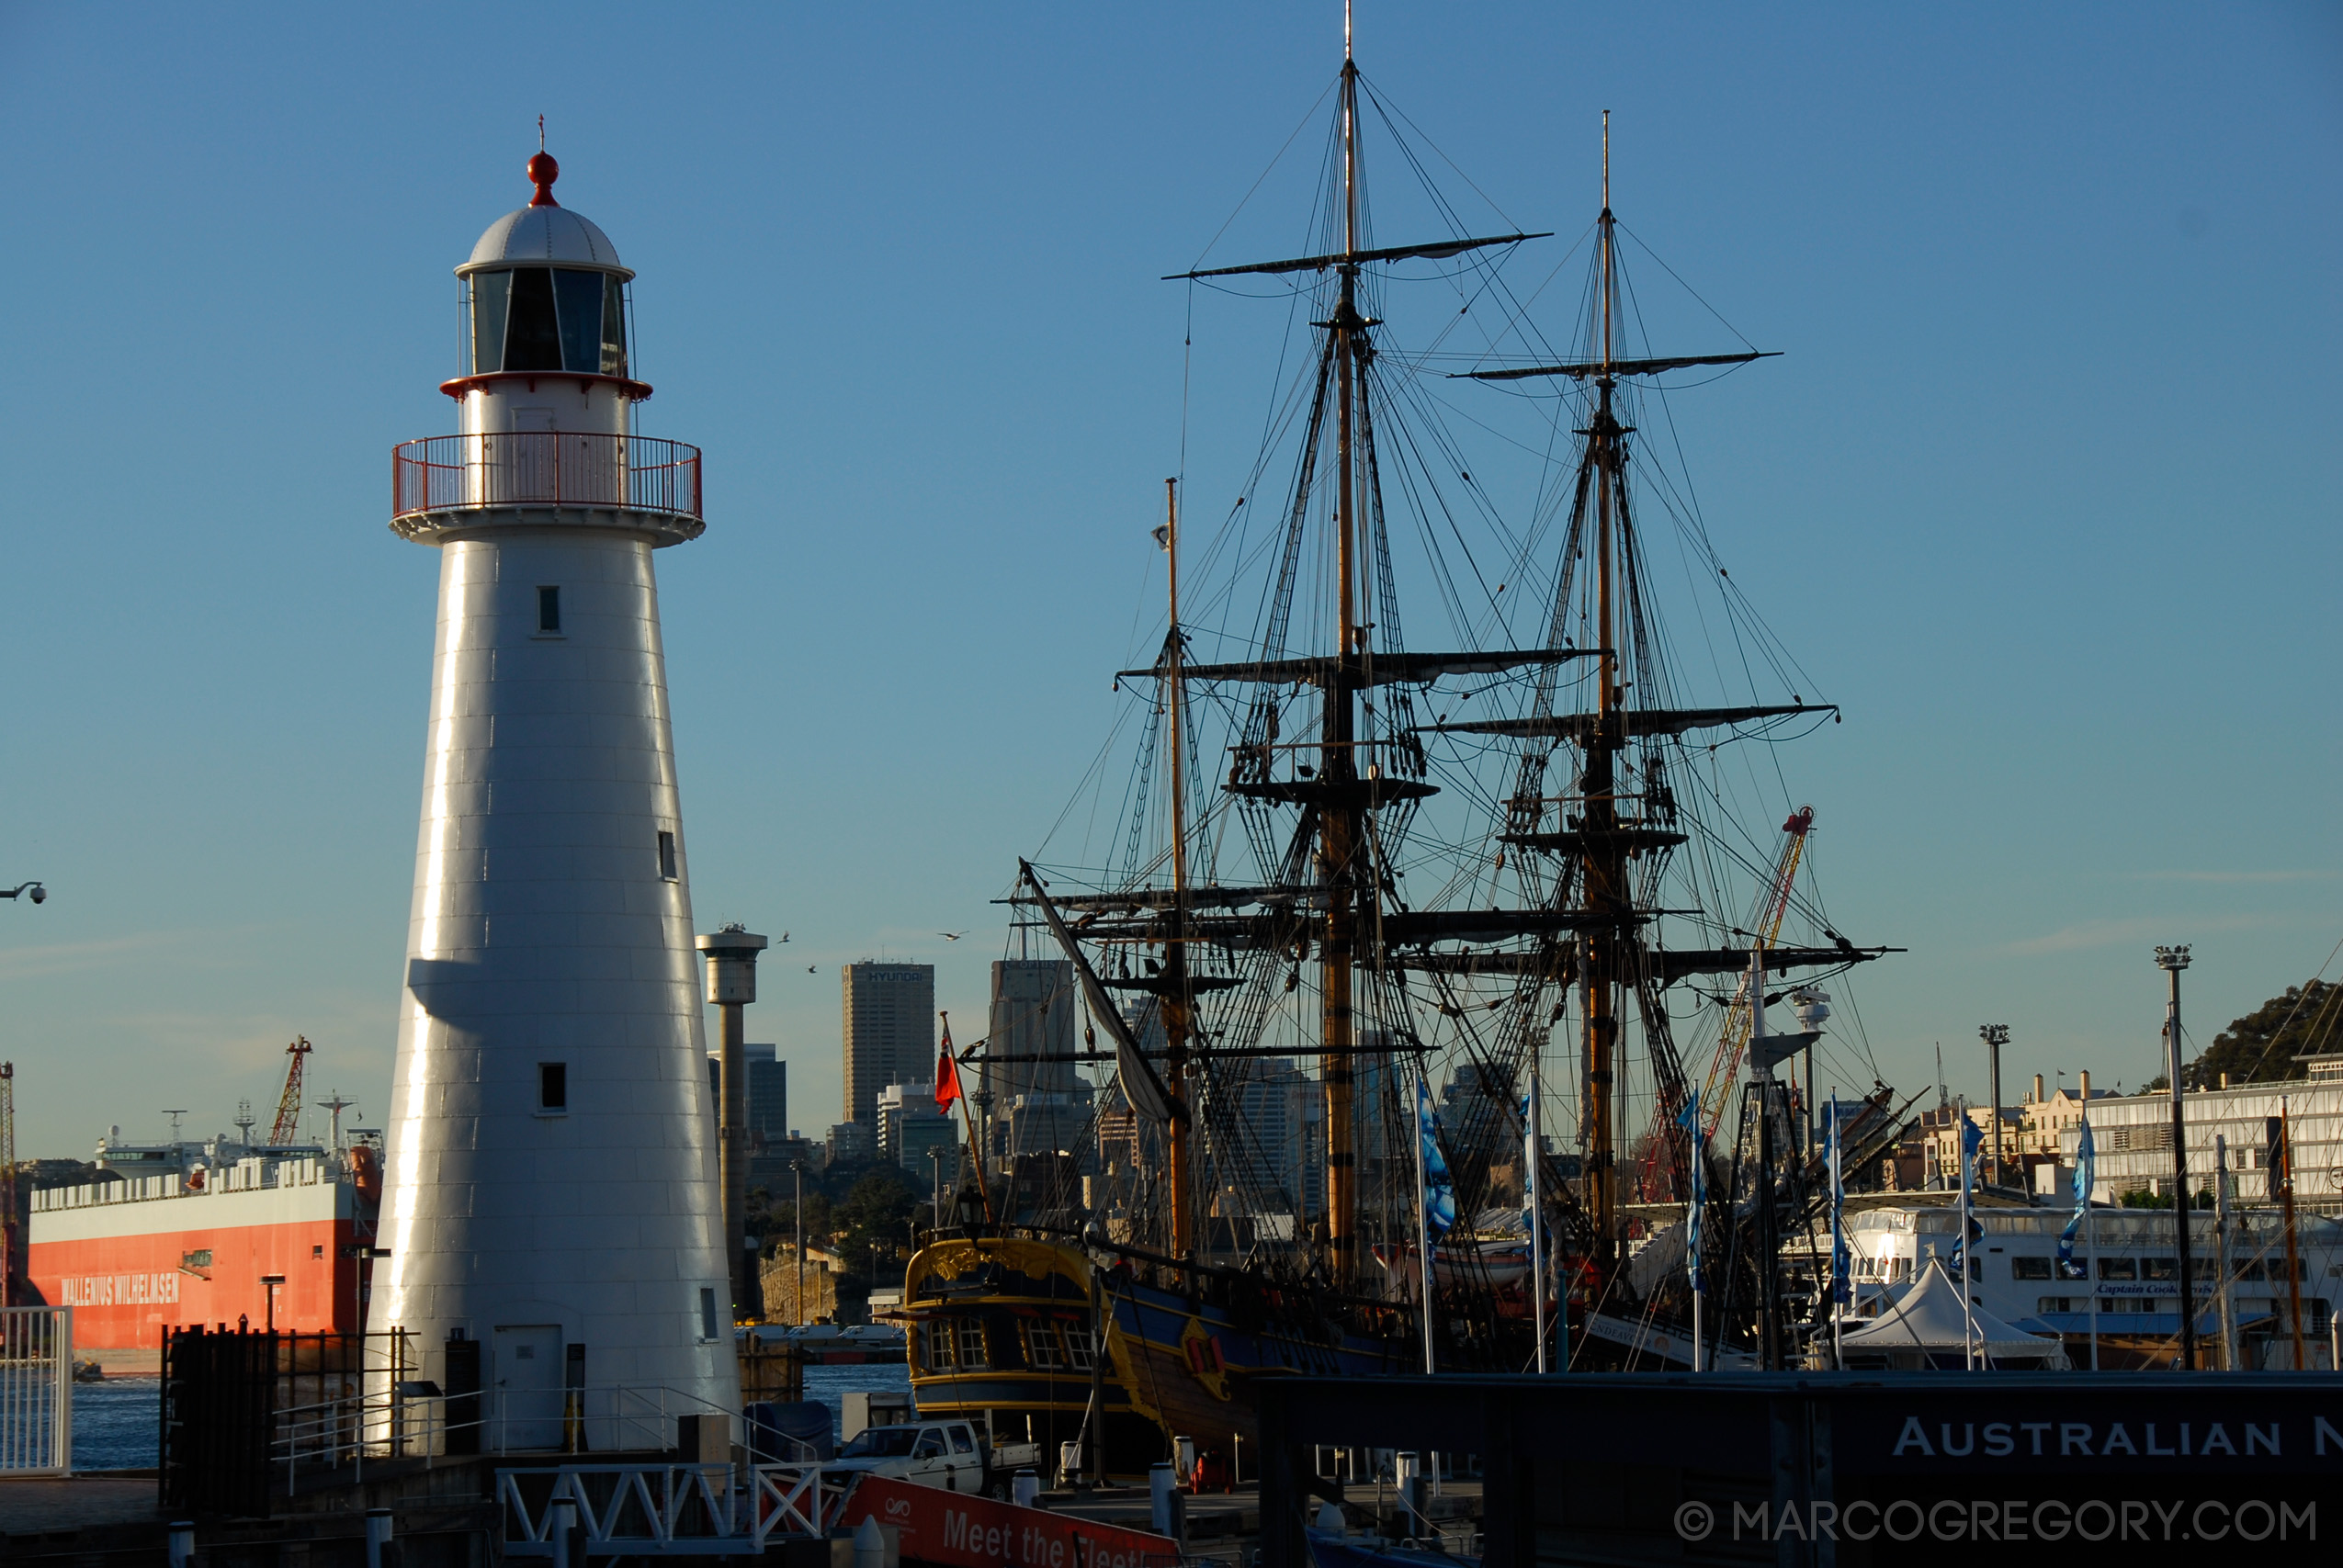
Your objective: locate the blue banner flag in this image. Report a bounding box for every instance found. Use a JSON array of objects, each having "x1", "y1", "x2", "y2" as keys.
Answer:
[
  {"x1": 1949, "y1": 1116, "x2": 1986, "y2": 1275},
  {"x1": 1827, "y1": 1105, "x2": 1851, "y2": 1305},
  {"x1": 1417, "y1": 1077, "x2": 1455, "y2": 1247},
  {"x1": 1676, "y1": 1093, "x2": 1705, "y2": 1294},
  {"x1": 2055, "y1": 1115, "x2": 2095, "y2": 1280}
]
